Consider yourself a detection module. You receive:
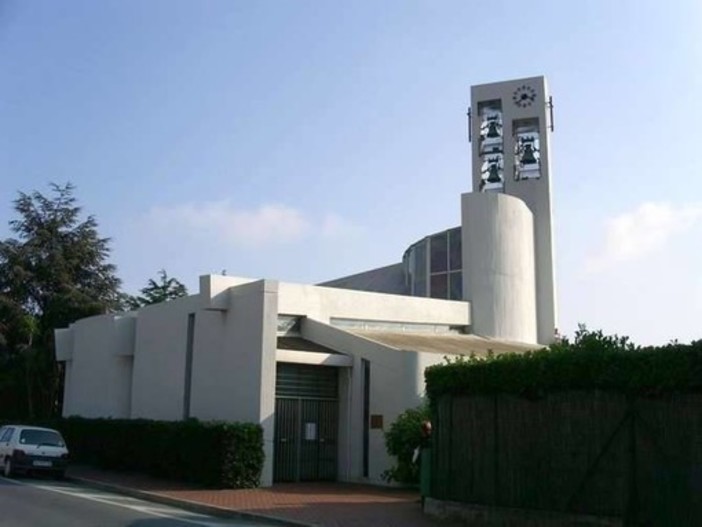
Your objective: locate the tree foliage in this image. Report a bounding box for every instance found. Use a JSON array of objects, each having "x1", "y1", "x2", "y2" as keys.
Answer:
[
  {"x1": 0, "y1": 183, "x2": 122, "y2": 418},
  {"x1": 125, "y1": 269, "x2": 188, "y2": 309},
  {"x1": 382, "y1": 404, "x2": 430, "y2": 485}
]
